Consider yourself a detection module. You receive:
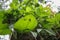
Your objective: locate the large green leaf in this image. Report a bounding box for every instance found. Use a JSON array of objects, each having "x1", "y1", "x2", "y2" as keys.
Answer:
[{"x1": 14, "y1": 14, "x2": 38, "y2": 33}]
